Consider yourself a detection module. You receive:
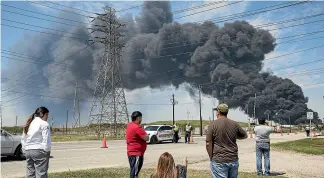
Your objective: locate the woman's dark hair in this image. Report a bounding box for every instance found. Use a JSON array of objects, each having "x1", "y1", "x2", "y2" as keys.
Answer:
[
  {"x1": 258, "y1": 118, "x2": 266, "y2": 125},
  {"x1": 131, "y1": 111, "x2": 142, "y2": 121},
  {"x1": 24, "y1": 107, "x2": 49, "y2": 134}
]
